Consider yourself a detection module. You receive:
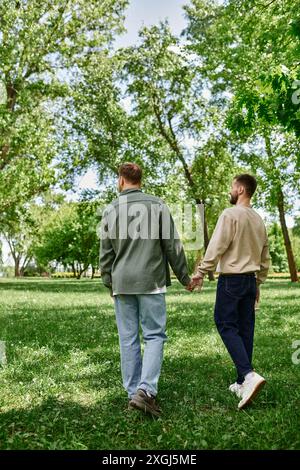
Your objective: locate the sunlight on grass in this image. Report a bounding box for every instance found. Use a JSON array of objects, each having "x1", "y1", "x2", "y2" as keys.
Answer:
[{"x1": 0, "y1": 278, "x2": 299, "y2": 450}]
